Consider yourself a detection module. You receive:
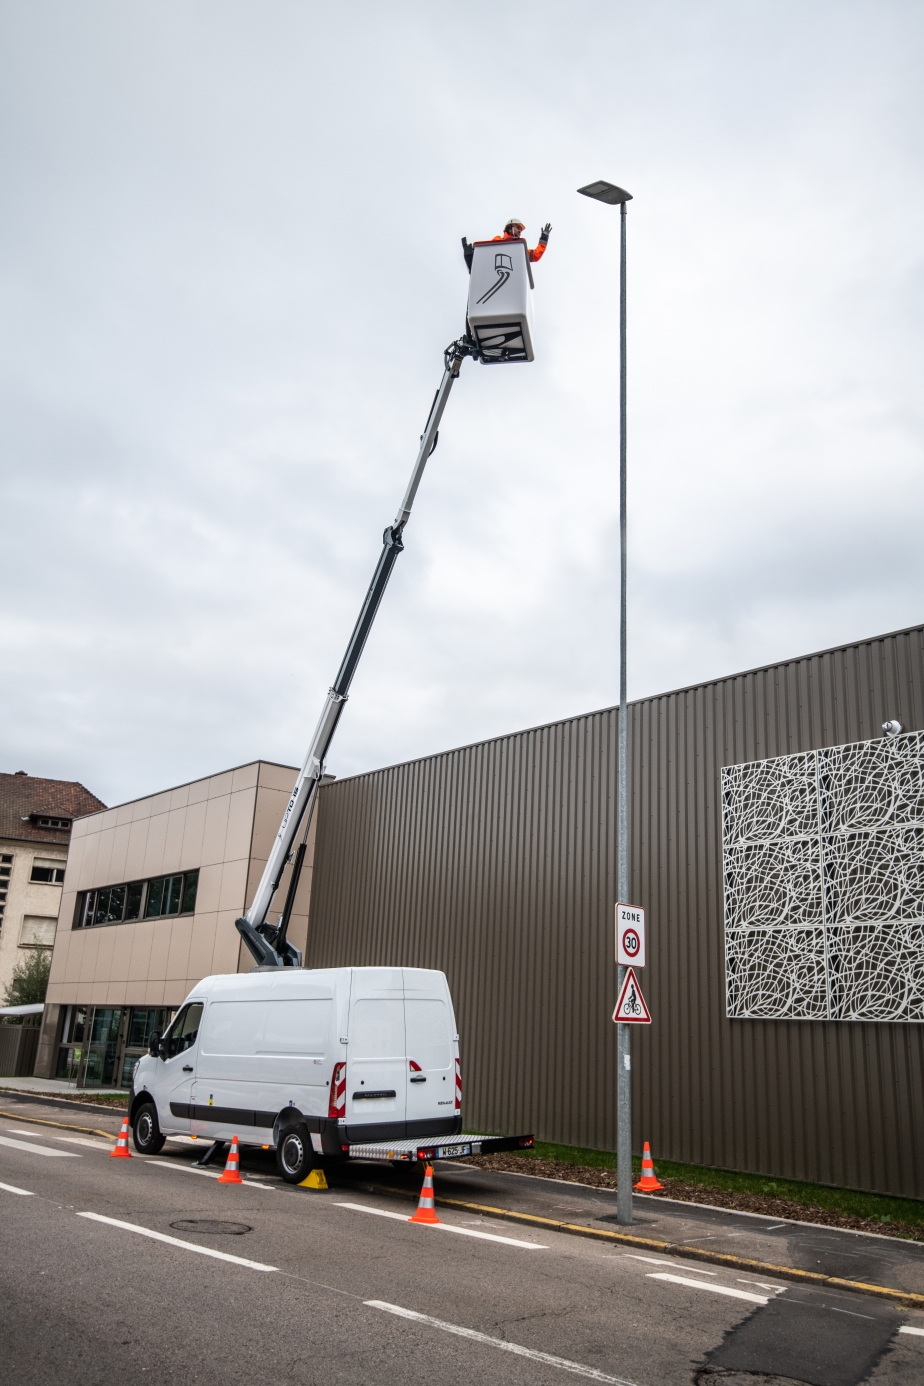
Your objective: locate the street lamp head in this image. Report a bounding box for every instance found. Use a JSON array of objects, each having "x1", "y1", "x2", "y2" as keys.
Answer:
[{"x1": 577, "y1": 180, "x2": 633, "y2": 205}]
